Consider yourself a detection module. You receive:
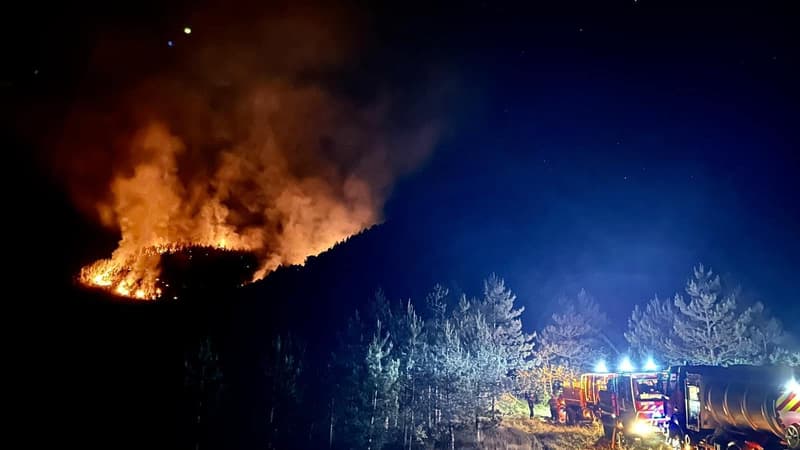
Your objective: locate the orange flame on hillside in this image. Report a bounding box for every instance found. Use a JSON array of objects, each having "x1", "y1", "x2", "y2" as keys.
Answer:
[
  {"x1": 58, "y1": 5, "x2": 440, "y2": 300},
  {"x1": 77, "y1": 117, "x2": 388, "y2": 300}
]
